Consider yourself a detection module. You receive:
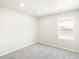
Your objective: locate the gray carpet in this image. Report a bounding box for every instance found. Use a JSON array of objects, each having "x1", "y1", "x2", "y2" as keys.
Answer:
[{"x1": 0, "y1": 43, "x2": 79, "y2": 59}]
